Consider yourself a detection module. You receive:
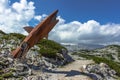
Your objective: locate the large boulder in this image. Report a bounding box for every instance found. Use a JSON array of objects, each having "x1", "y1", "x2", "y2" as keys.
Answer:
[{"x1": 82, "y1": 63, "x2": 117, "y2": 80}]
